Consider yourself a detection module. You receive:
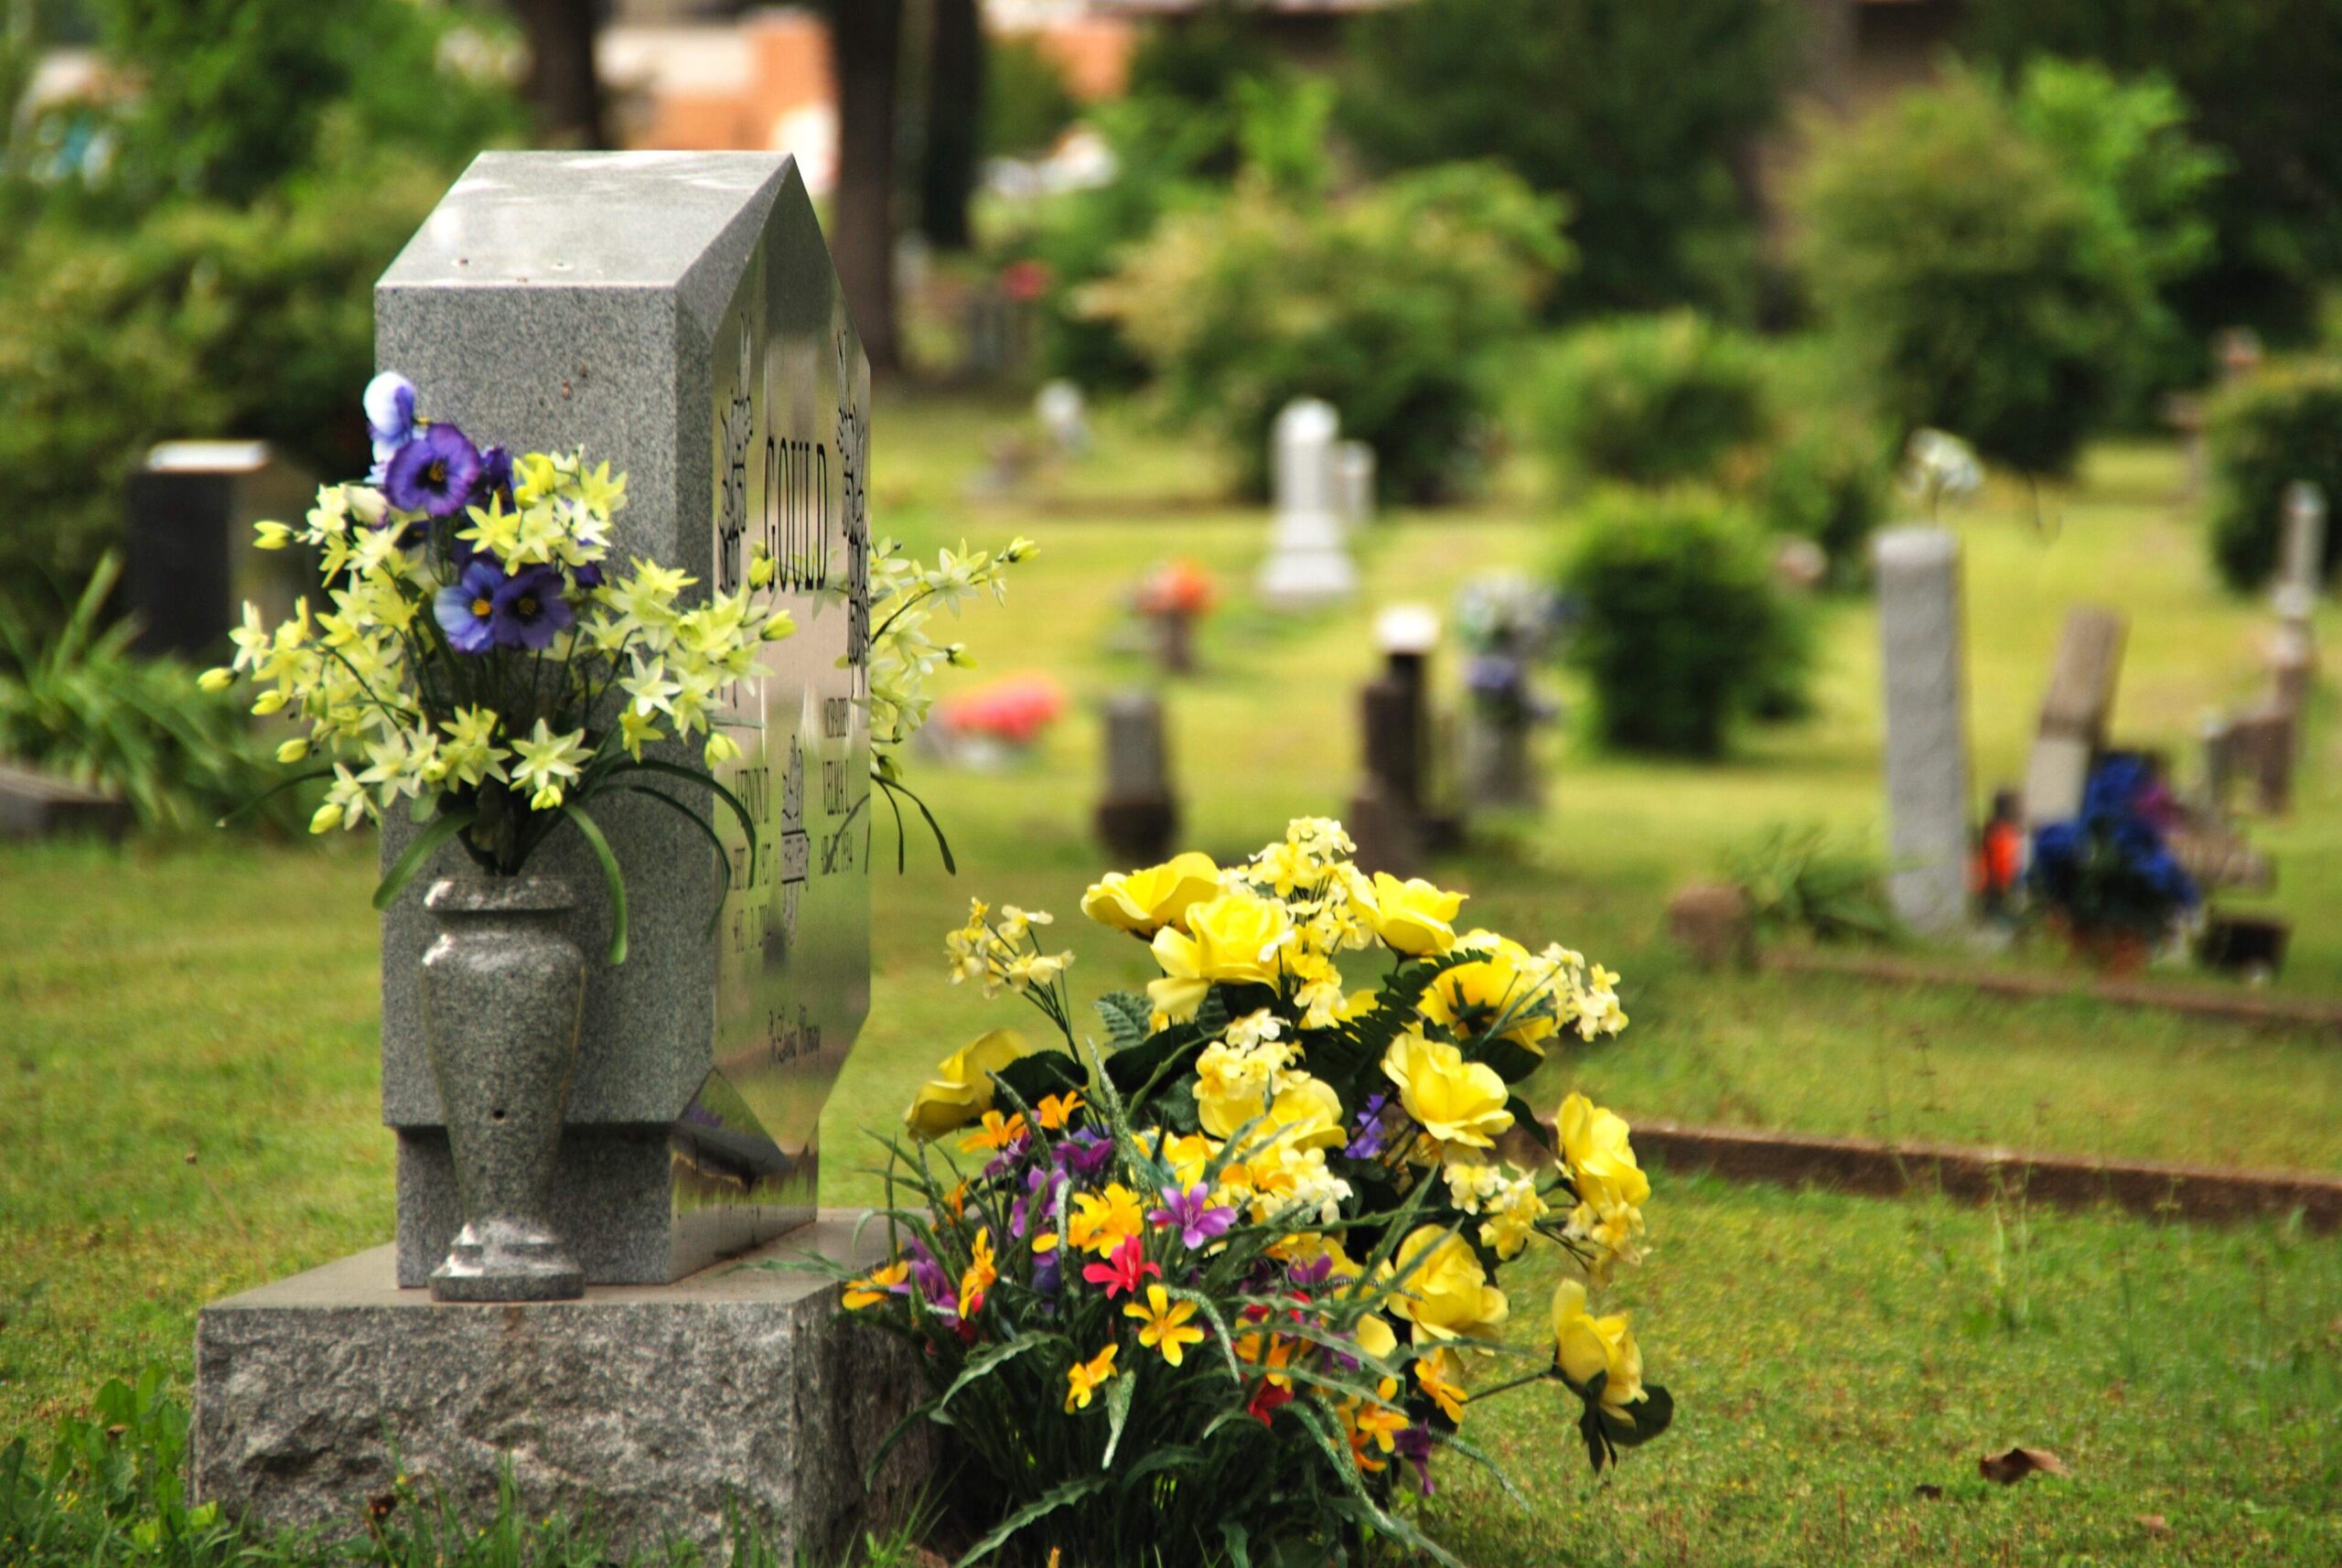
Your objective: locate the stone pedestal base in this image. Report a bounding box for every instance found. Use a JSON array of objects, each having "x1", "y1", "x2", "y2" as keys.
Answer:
[{"x1": 193, "y1": 1212, "x2": 929, "y2": 1562}]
